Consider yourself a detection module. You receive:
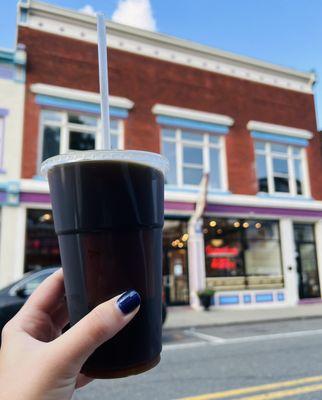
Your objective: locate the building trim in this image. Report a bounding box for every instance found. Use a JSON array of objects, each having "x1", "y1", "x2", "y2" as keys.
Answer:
[
  {"x1": 30, "y1": 83, "x2": 134, "y2": 109},
  {"x1": 247, "y1": 120, "x2": 313, "y2": 140},
  {"x1": 18, "y1": 1, "x2": 315, "y2": 94},
  {"x1": 251, "y1": 131, "x2": 308, "y2": 147},
  {"x1": 152, "y1": 104, "x2": 234, "y2": 127},
  {"x1": 34, "y1": 94, "x2": 128, "y2": 118},
  {"x1": 156, "y1": 116, "x2": 229, "y2": 134},
  {"x1": 0, "y1": 108, "x2": 9, "y2": 117}
]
